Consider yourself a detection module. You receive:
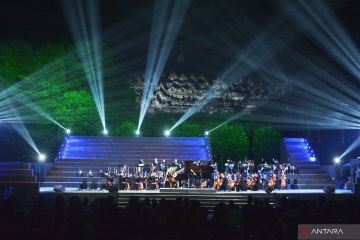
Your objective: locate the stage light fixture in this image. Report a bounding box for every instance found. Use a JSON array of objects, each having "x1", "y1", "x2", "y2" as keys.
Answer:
[
  {"x1": 204, "y1": 131, "x2": 209, "y2": 136},
  {"x1": 103, "y1": 129, "x2": 108, "y2": 135},
  {"x1": 164, "y1": 130, "x2": 170, "y2": 137},
  {"x1": 135, "y1": 129, "x2": 141, "y2": 137},
  {"x1": 65, "y1": 128, "x2": 71, "y2": 135},
  {"x1": 334, "y1": 157, "x2": 341, "y2": 164},
  {"x1": 38, "y1": 153, "x2": 46, "y2": 162}
]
